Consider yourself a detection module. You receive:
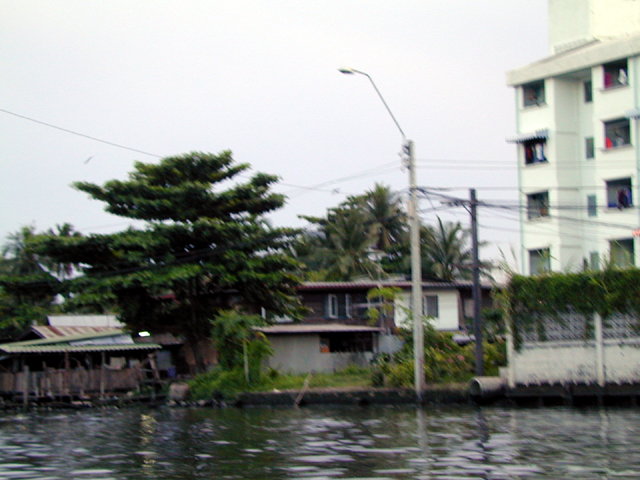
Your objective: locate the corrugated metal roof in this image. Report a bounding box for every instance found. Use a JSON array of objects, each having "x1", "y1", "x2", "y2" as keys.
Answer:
[
  {"x1": 0, "y1": 344, "x2": 160, "y2": 354},
  {"x1": 31, "y1": 326, "x2": 121, "y2": 339},
  {"x1": 47, "y1": 314, "x2": 123, "y2": 328},
  {"x1": 255, "y1": 324, "x2": 381, "y2": 334},
  {"x1": 0, "y1": 330, "x2": 161, "y2": 355}
]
